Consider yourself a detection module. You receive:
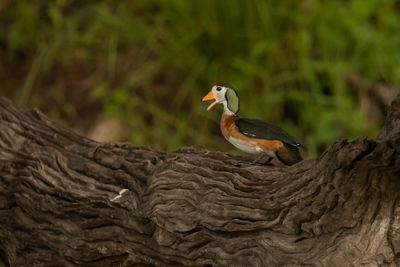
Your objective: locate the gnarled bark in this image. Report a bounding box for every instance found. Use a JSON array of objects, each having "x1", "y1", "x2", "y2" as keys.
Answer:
[{"x1": 0, "y1": 95, "x2": 399, "y2": 266}]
